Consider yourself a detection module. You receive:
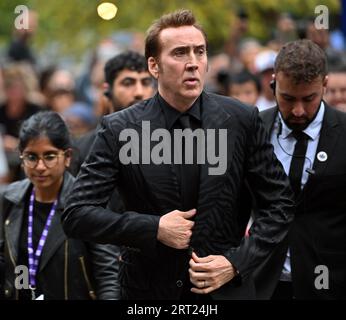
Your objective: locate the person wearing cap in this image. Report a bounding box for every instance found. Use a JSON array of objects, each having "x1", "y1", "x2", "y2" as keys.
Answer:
[
  {"x1": 253, "y1": 39, "x2": 346, "y2": 299},
  {"x1": 254, "y1": 50, "x2": 278, "y2": 111},
  {"x1": 63, "y1": 102, "x2": 96, "y2": 138}
]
